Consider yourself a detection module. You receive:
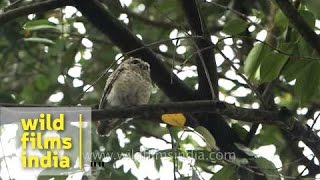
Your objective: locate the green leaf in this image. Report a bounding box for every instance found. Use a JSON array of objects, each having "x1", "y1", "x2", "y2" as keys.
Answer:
[
  {"x1": 38, "y1": 175, "x2": 68, "y2": 180},
  {"x1": 301, "y1": 0, "x2": 320, "y2": 18},
  {"x1": 154, "y1": 156, "x2": 162, "y2": 171},
  {"x1": 25, "y1": 25, "x2": 59, "y2": 31},
  {"x1": 21, "y1": 85, "x2": 35, "y2": 103},
  {"x1": 251, "y1": 126, "x2": 286, "y2": 151},
  {"x1": 0, "y1": 91, "x2": 16, "y2": 103},
  {"x1": 223, "y1": 18, "x2": 249, "y2": 35},
  {"x1": 259, "y1": 52, "x2": 289, "y2": 82},
  {"x1": 294, "y1": 61, "x2": 320, "y2": 104},
  {"x1": 257, "y1": 42, "x2": 294, "y2": 82},
  {"x1": 255, "y1": 157, "x2": 281, "y2": 180},
  {"x1": 38, "y1": 169, "x2": 67, "y2": 180},
  {"x1": 61, "y1": 43, "x2": 79, "y2": 70},
  {"x1": 299, "y1": 10, "x2": 315, "y2": 29},
  {"x1": 282, "y1": 59, "x2": 312, "y2": 82},
  {"x1": 35, "y1": 74, "x2": 50, "y2": 91},
  {"x1": 274, "y1": 9, "x2": 288, "y2": 33},
  {"x1": 195, "y1": 126, "x2": 219, "y2": 151},
  {"x1": 23, "y1": 19, "x2": 59, "y2": 31},
  {"x1": 110, "y1": 168, "x2": 137, "y2": 180},
  {"x1": 244, "y1": 43, "x2": 271, "y2": 80},
  {"x1": 213, "y1": 165, "x2": 238, "y2": 180},
  {"x1": 281, "y1": 43, "x2": 312, "y2": 82},
  {"x1": 24, "y1": 37, "x2": 55, "y2": 45},
  {"x1": 231, "y1": 123, "x2": 248, "y2": 141},
  {"x1": 234, "y1": 143, "x2": 255, "y2": 157},
  {"x1": 297, "y1": 38, "x2": 314, "y2": 57}
]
